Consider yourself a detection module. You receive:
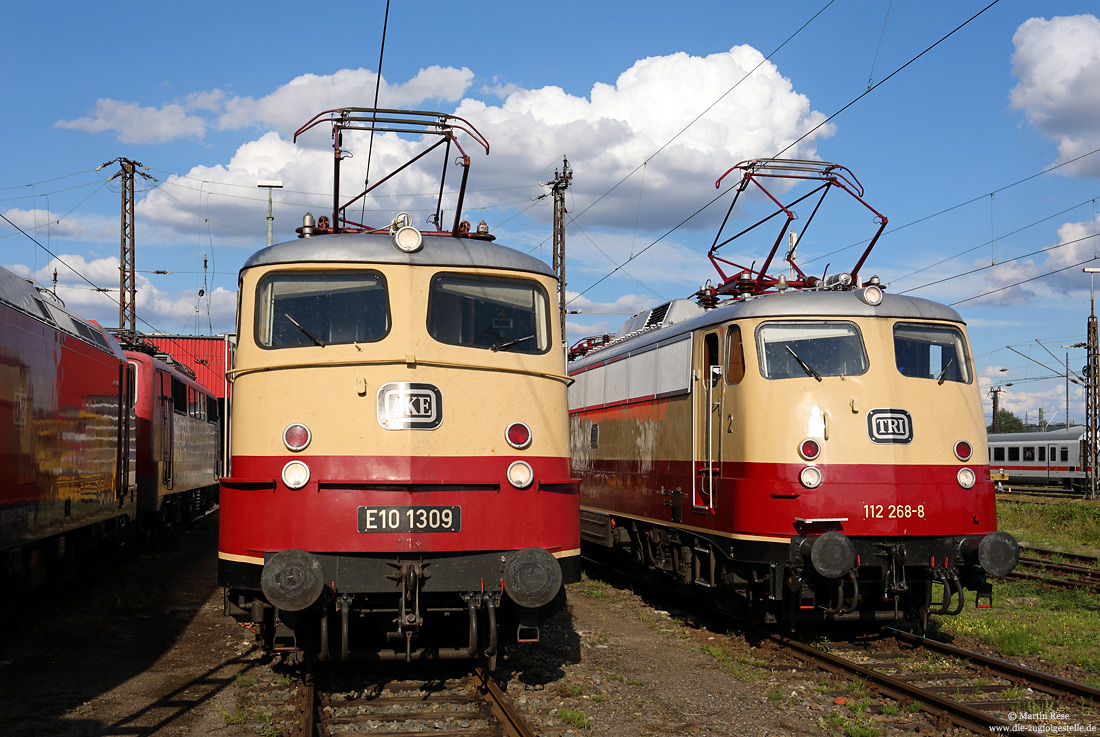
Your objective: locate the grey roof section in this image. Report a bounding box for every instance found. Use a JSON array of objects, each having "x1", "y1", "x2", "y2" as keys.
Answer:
[
  {"x1": 0, "y1": 263, "x2": 47, "y2": 316},
  {"x1": 0, "y1": 263, "x2": 121, "y2": 357},
  {"x1": 572, "y1": 289, "x2": 968, "y2": 370},
  {"x1": 988, "y1": 426, "x2": 1086, "y2": 443},
  {"x1": 241, "y1": 232, "x2": 556, "y2": 278}
]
